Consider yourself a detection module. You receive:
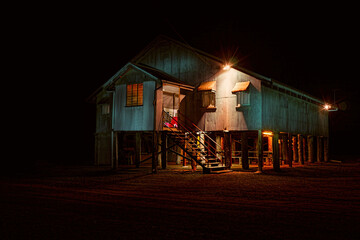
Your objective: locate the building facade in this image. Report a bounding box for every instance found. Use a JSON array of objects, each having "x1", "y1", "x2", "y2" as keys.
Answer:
[{"x1": 89, "y1": 35, "x2": 329, "y2": 173}]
